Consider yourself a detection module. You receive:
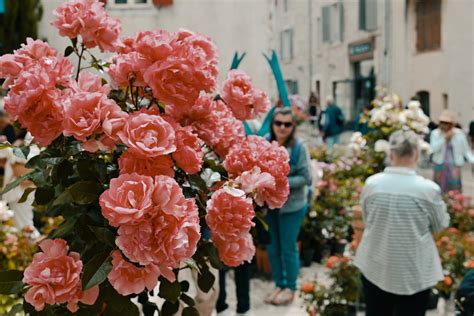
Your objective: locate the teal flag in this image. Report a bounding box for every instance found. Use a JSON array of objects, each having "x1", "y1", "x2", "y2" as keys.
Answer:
[
  {"x1": 230, "y1": 52, "x2": 246, "y2": 70},
  {"x1": 263, "y1": 50, "x2": 291, "y2": 108}
]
